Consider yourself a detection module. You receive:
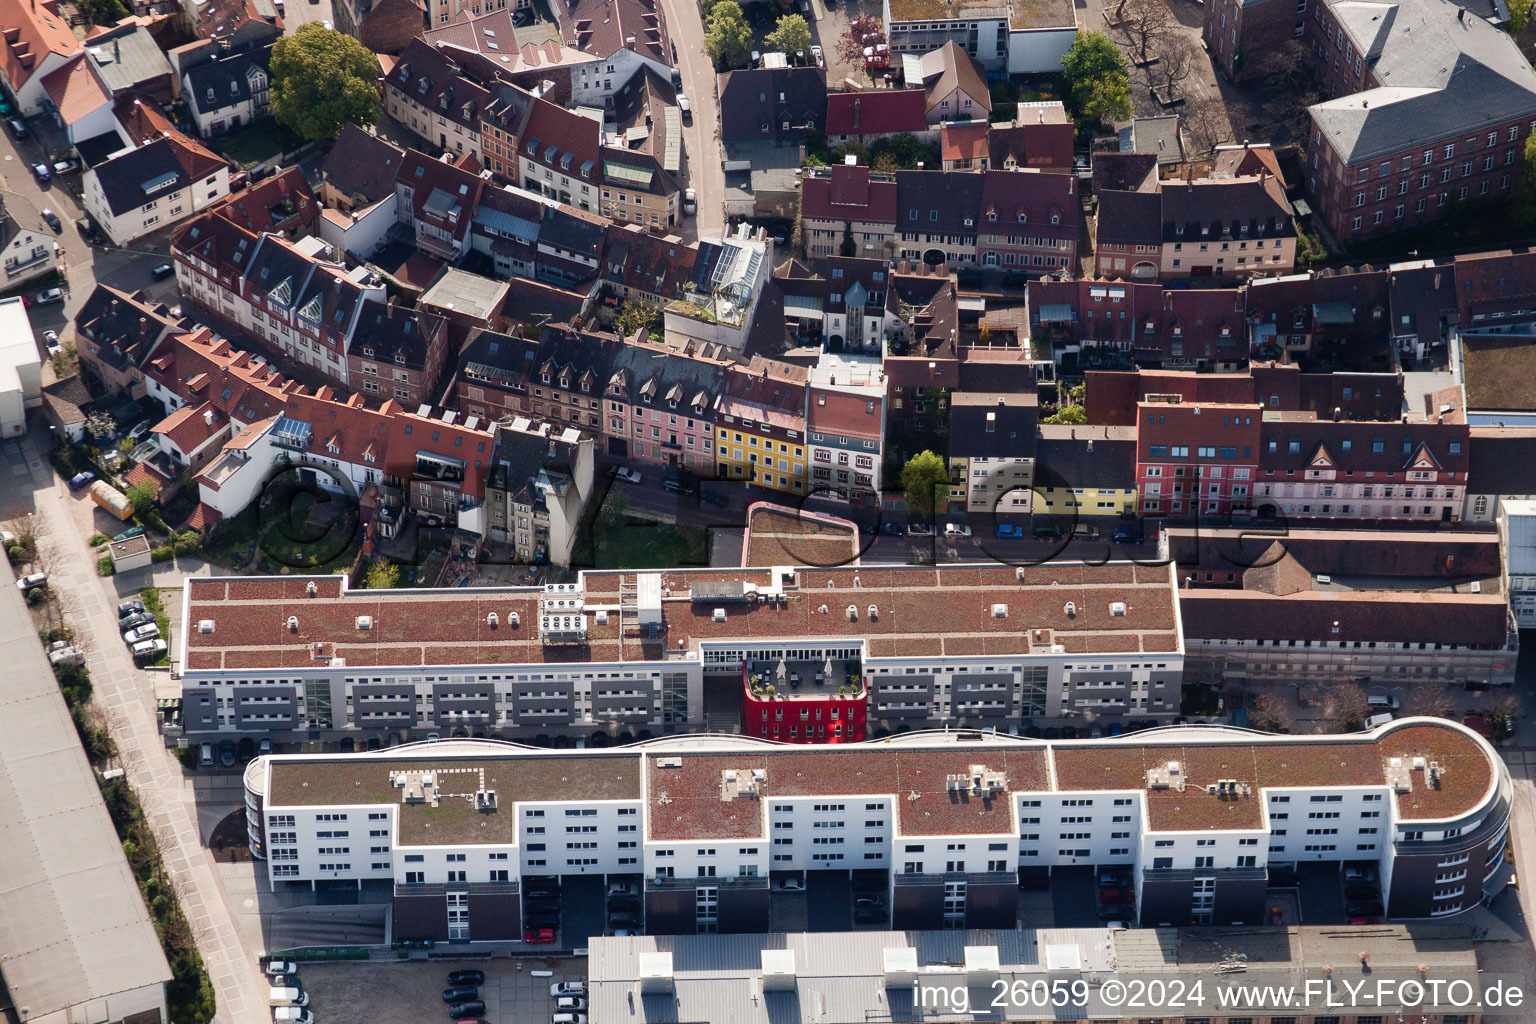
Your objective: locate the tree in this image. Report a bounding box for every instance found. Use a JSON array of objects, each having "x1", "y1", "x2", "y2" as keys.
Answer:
[
  {"x1": 1400, "y1": 681, "x2": 1454, "y2": 720},
  {"x1": 867, "y1": 133, "x2": 939, "y2": 171},
  {"x1": 269, "y1": 23, "x2": 382, "y2": 142},
  {"x1": 1517, "y1": 134, "x2": 1536, "y2": 225},
  {"x1": 1042, "y1": 404, "x2": 1087, "y2": 425},
  {"x1": 1325, "y1": 680, "x2": 1369, "y2": 733},
  {"x1": 1182, "y1": 92, "x2": 1230, "y2": 156},
  {"x1": 901, "y1": 450, "x2": 949, "y2": 520},
  {"x1": 765, "y1": 13, "x2": 812, "y2": 58},
  {"x1": 1061, "y1": 33, "x2": 1132, "y2": 130},
  {"x1": 85, "y1": 411, "x2": 117, "y2": 442},
  {"x1": 614, "y1": 299, "x2": 661, "y2": 338},
  {"x1": 1248, "y1": 693, "x2": 1292, "y2": 733},
  {"x1": 1487, "y1": 694, "x2": 1520, "y2": 740},
  {"x1": 1158, "y1": 35, "x2": 1198, "y2": 93},
  {"x1": 836, "y1": 14, "x2": 885, "y2": 70},
  {"x1": 705, "y1": 1, "x2": 753, "y2": 71},
  {"x1": 1113, "y1": 0, "x2": 1173, "y2": 65},
  {"x1": 77, "y1": 0, "x2": 128, "y2": 26},
  {"x1": 363, "y1": 560, "x2": 400, "y2": 589},
  {"x1": 124, "y1": 481, "x2": 158, "y2": 517}
]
